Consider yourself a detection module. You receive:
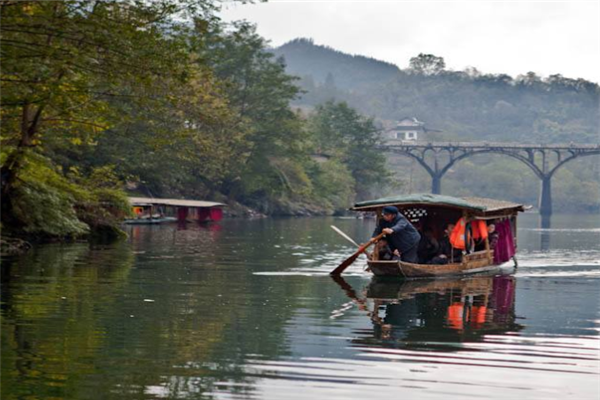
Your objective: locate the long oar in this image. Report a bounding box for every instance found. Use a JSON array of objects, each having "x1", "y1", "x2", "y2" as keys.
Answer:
[
  {"x1": 330, "y1": 225, "x2": 360, "y2": 247},
  {"x1": 330, "y1": 232, "x2": 385, "y2": 276},
  {"x1": 331, "y1": 225, "x2": 371, "y2": 259}
]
